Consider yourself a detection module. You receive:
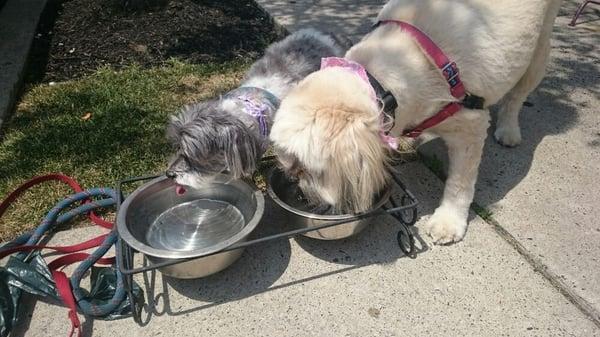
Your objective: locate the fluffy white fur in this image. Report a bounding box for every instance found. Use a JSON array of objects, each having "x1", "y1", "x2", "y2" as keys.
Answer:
[{"x1": 270, "y1": 0, "x2": 563, "y2": 244}]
